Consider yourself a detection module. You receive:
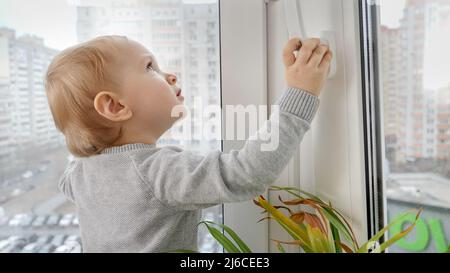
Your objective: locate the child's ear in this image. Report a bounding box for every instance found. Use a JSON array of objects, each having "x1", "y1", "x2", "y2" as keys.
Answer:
[{"x1": 93, "y1": 91, "x2": 133, "y2": 122}]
